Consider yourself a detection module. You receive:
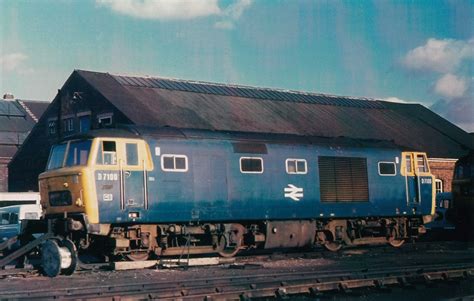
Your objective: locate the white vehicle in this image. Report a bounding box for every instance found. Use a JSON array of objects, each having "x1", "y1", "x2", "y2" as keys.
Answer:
[
  {"x1": 0, "y1": 192, "x2": 41, "y2": 208},
  {"x1": 0, "y1": 204, "x2": 43, "y2": 248}
]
